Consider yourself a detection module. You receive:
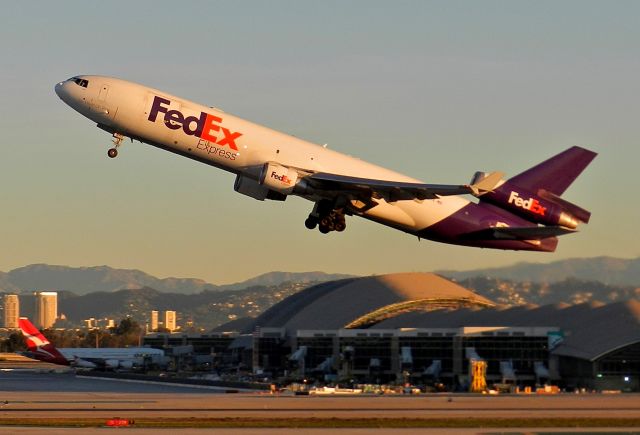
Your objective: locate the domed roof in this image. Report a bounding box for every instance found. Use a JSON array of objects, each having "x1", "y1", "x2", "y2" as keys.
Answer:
[{"x1": 243, "y1": 272, "x2": 494, "y2": 333}]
